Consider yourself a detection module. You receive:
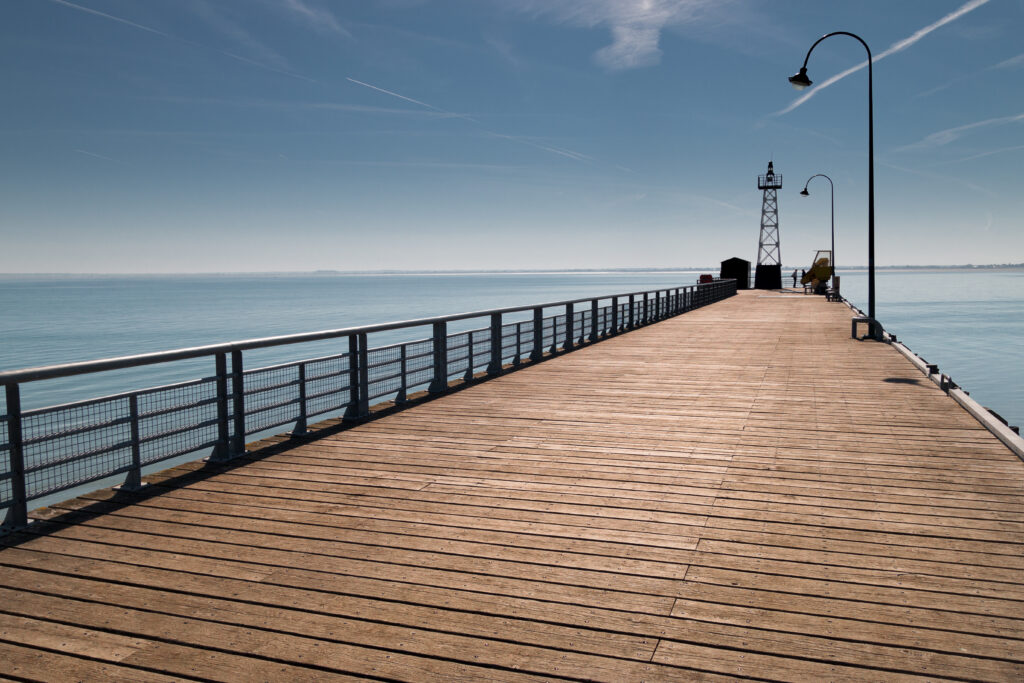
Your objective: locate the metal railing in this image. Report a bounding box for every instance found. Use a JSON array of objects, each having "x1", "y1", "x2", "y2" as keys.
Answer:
[{"x1": 0, "y1": 279, "x2": 736, "y2": 530}]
